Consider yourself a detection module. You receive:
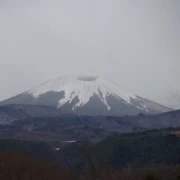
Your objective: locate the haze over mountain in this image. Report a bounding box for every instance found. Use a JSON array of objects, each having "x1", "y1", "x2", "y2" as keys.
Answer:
[
  {"x1": 0, "y1": 76, "x2": 171, "y2": 116},
  {"x1": 156, "y1": 91, "x2": 180, "y2": 110},
  {"x1": 0, "y1": 1, "x2": 179, "y2": 103}
]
